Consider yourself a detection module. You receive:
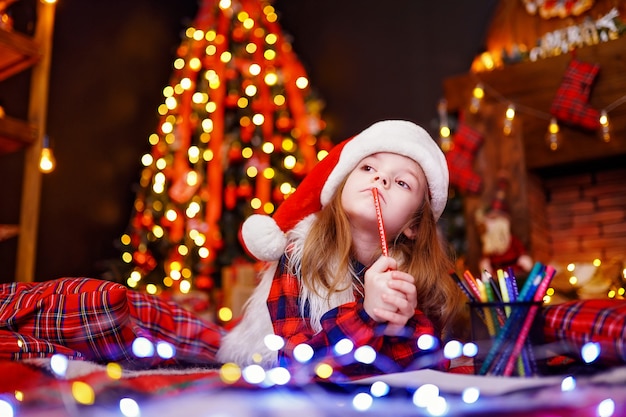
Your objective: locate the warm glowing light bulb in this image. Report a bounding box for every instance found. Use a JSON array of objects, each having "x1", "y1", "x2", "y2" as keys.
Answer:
[
  {"x1": 437, "y1": 99, "x2": 452, "y2": 152},
  {"x1": 39, "y1": 148, "x2": 56, "y2": 173},
  {"x1": 470, "y1": 83, "x2": 484, "y2": 113},
  {"x1": 503, "y1": 104, "x2": 515, "y2": 135},
  {"x1": 505, "y1": 104, "x2": 516, "y2": 120},
  {"x1": 599, "y1": 110, "x2": 610, "y2": 142},
  {"x1": 546, "y1": 117, "x2": 560, "y2": 151},
  {"x1": 249, "y1": 63, "x2": 261, "y2": 75},
  {"x1": 39, "y1": 136, "x2": 56, "y2": 173},
  {"x1": 295, "y1": 77, "x2": 309, "y2": 89},
  {"x1": 480, "y1": 52, "x2": 495, "y2": 71}
]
